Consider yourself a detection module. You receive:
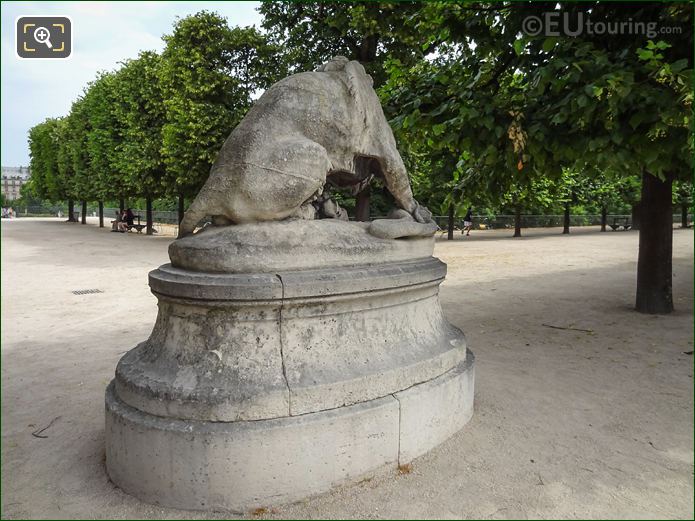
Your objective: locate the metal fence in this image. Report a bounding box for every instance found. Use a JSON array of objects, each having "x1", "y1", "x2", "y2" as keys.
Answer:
[
  {"x1": 432, "y1": 214, "x2": 693, "y2": 230},
  {"x1": 7, "y1": 206, "x2": 693, "y2": 230},
  {"x1": 101, "y1": 208, "x2": 180, "y2": 225},
  {"x1": 7, "y1": 205, "x2": 180, "y2": 224},
  {"x1": 8, "y1": 204, "x2": 67, "y2": 217}
]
